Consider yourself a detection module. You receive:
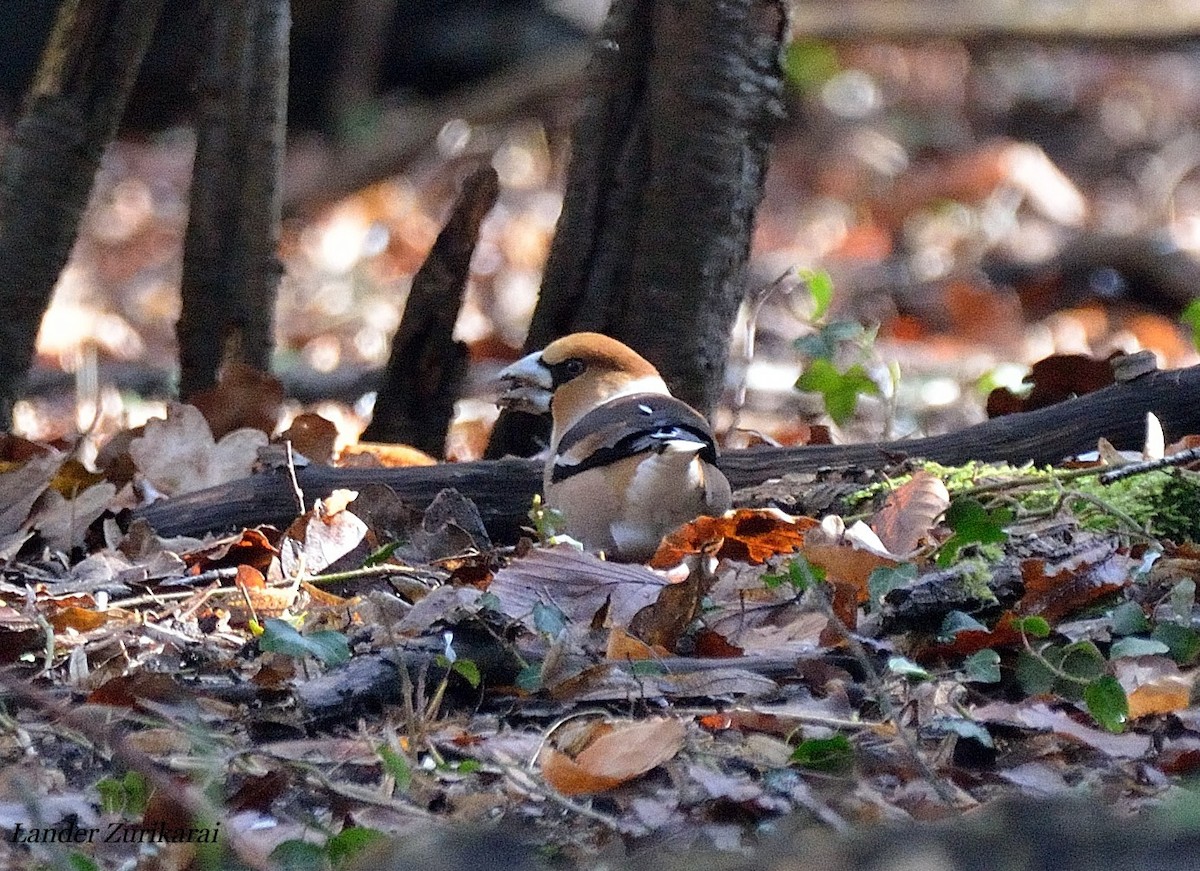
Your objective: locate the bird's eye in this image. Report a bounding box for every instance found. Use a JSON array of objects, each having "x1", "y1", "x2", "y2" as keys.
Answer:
[{"x1": 563, "y1": 358, "x2": 586, "y2": 378}]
